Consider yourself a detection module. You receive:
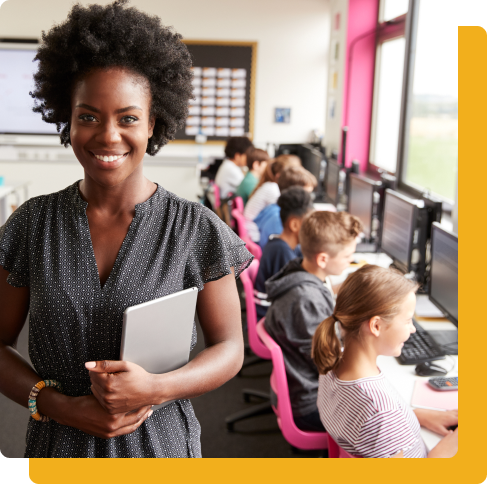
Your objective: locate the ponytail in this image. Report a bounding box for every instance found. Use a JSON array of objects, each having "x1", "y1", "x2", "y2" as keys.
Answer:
[
  {"x1": 312, "y1": 314, "x2": 341, "y2": 375},
  {"x1": 312, "y1": 265, "x2": 419, "y2": 375}
]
